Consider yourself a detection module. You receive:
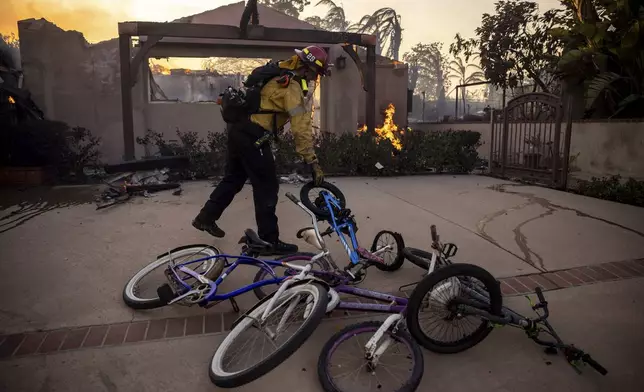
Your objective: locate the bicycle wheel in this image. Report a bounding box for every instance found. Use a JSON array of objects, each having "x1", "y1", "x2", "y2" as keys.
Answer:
[
  {"x1": 122, "y1": 245, "x2": 224, "y2": 310},
  {"x1": 210, "y1": 282, "x2": 329, "y2": 388},
  {"x1": 318, "y1": 321, "x2": 424, "y2": 392},
  {"x1": 406, "y1": 263, "x2": 503, "y2": 354},
  {"x1": 252, "y1": 253, "x2": 331, "y2": 300},
  {"x1": 371, "y1": 230, "x2": 405, "y2": 272},
  {"x1": 300, "y1": 181, "x2": 347, "y2": 219}
]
